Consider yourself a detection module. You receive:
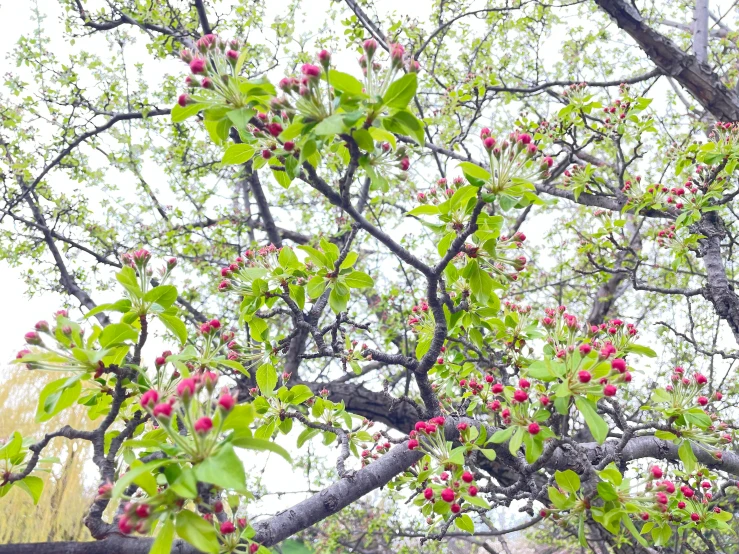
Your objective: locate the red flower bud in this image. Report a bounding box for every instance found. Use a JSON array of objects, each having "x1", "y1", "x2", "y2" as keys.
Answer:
[
  {"x1": 578, "y1": 371, "x2": 591, "y2": 383},
  {"x1": 528, "y1": 422, "x2": 540, "y2": 435},
  {"x1": 441, "y1": 488, "x2": 455, "y2": 503},
  {"x1": 220, "y1": 521, "x2": 236, "y2": 534}
]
